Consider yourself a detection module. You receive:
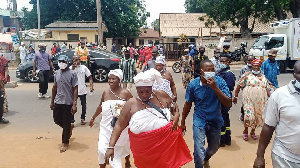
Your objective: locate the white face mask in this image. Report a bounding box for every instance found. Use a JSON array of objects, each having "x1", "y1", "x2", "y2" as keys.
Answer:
[
  {"x1": 58, "y1": 62, "x2": 68, "y2": 69},
  {"x1": 247, "y1": 63, "x2": 252, "y2": 67},
  {"x1": 203, "y1": 72, "x2": 215, "y2": 80},
  {"x1": 148, "y1": 44, "x2": 153, "y2": 48},
  {"x1": 220, "y1": 63, "x2": 227, "y2": 69},
  {"x1": 295, "y1": 80, "x2": 300, "y2": 89},
  {"x1": 252, "y1": 70, "x2": 260, "y2": 75}
]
